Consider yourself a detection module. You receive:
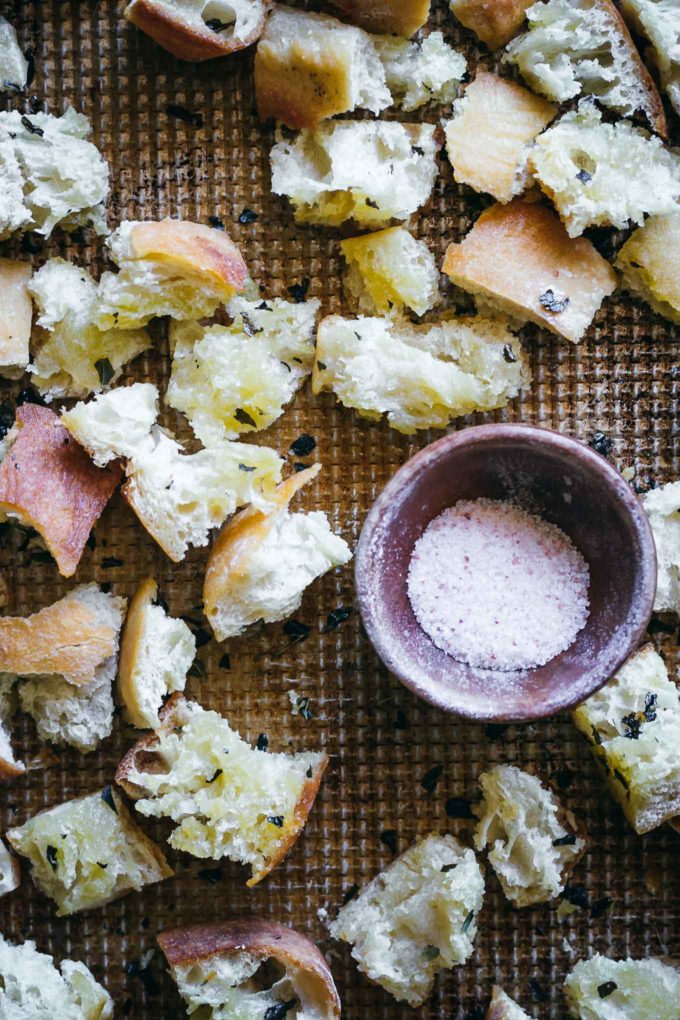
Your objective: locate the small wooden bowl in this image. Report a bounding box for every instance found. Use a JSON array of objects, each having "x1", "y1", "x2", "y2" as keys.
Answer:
[{"x1": 355, "y1": 424, "x2": 656, "y2": 722}]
